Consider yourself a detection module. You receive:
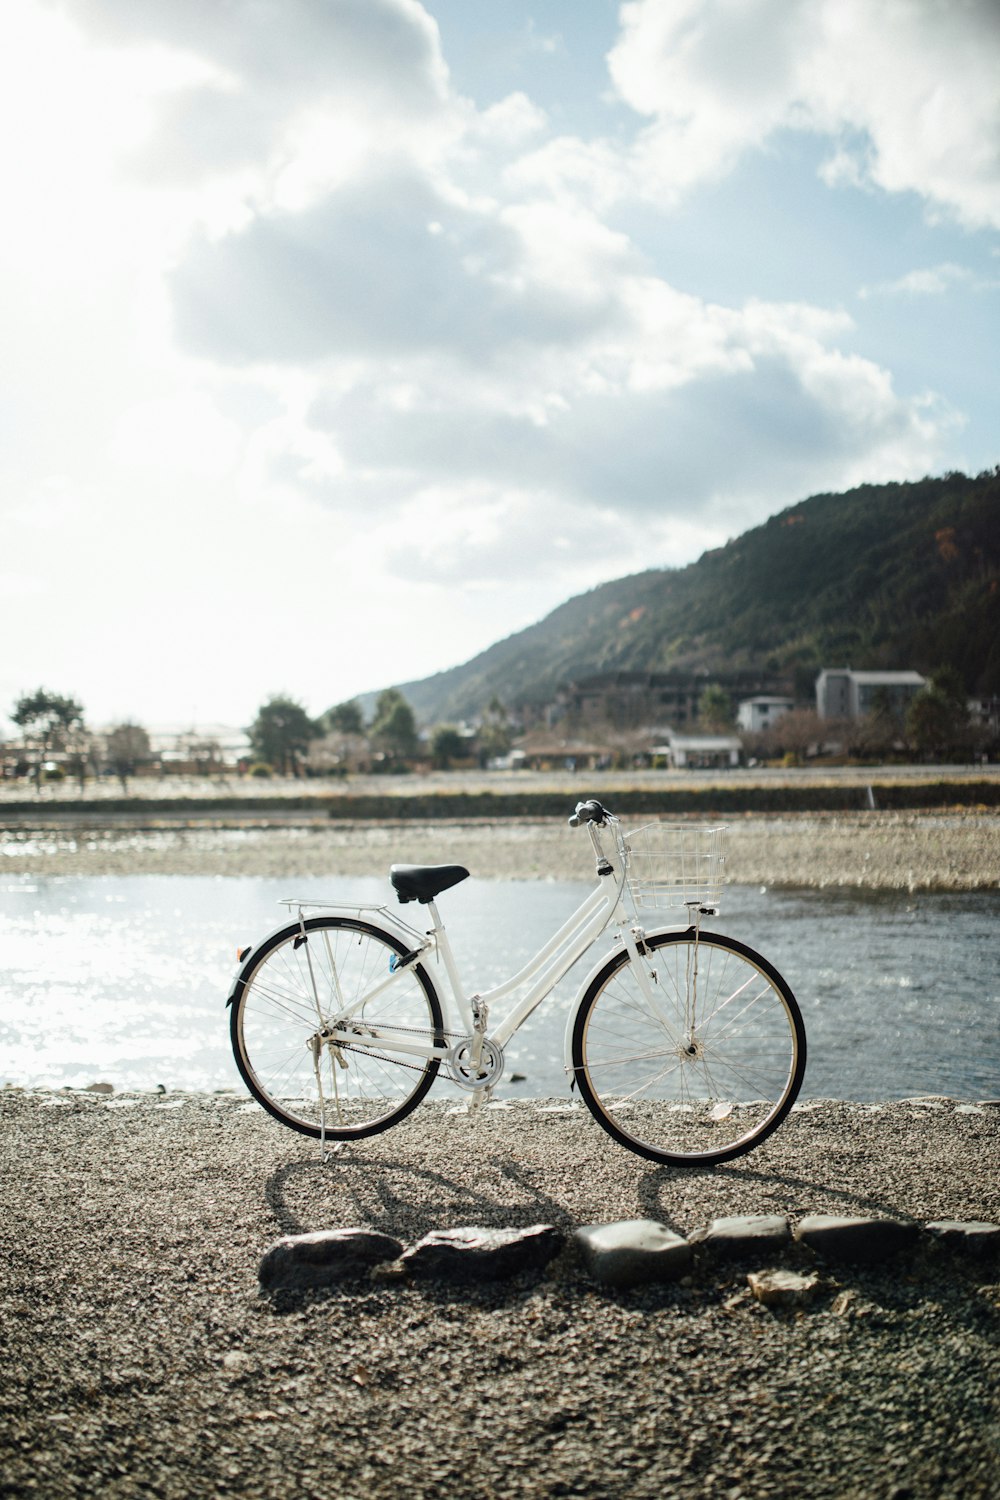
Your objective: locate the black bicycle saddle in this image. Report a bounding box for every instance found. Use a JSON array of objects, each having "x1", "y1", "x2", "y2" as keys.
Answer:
[{"x1": 390, "y1": 864, "x2": 471, "y2": 904}]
